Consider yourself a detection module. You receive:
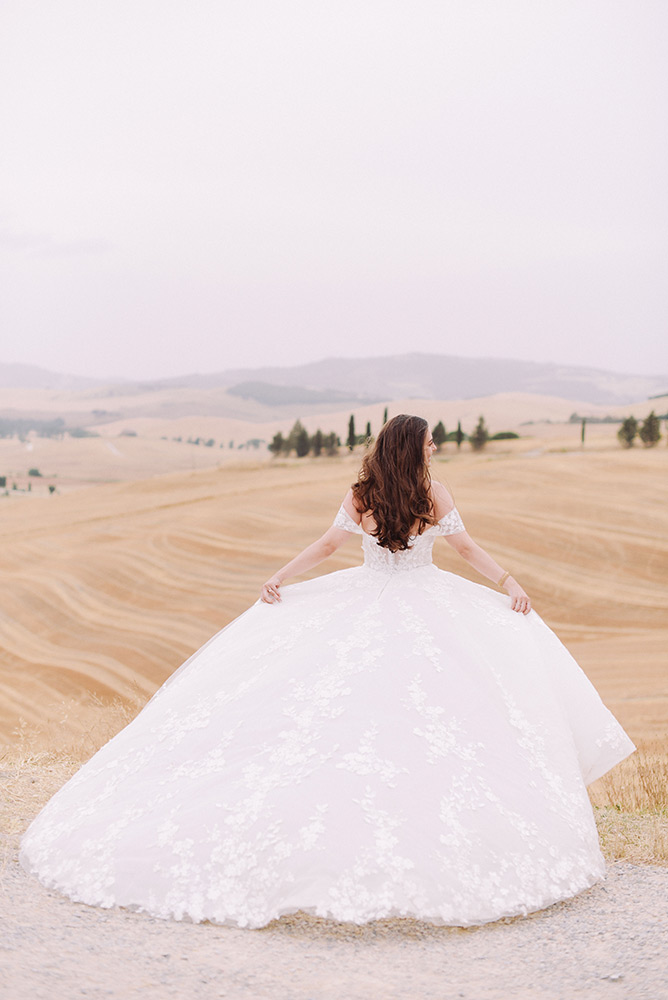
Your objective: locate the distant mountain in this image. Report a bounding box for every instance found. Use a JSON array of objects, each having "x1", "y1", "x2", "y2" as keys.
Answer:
[
  {"x1": 156, "y1": 354, "x2": 666, "y2": 405},
  {"x1": 1, "y1": 355, "x2": 665, "y2": 405},
  {"x1": 0, "y1": 362, "x2": 108, "y2": 391}
]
